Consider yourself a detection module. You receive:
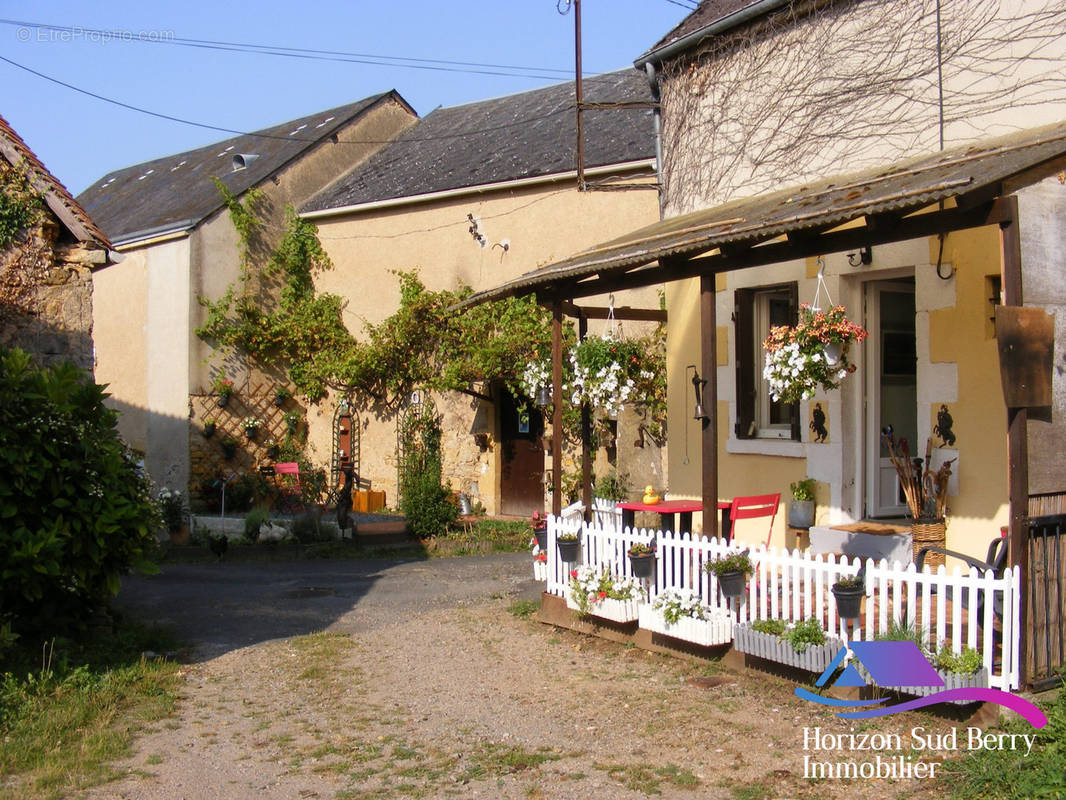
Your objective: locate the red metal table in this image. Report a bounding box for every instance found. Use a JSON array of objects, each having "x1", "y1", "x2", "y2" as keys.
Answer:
[{"x1": 617, "y1": 499, "x2": 733, "y2": 538}]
